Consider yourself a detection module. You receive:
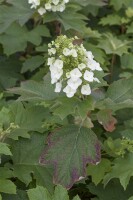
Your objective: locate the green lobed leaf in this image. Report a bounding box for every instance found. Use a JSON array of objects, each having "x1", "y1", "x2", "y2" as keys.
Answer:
[
  {"x1": 110, "y1": 0, "x2": 132, "y2": 11},
  {"x1": 0, "y1": 143, "x2": 12, "y2": 156},
  {"x1": 27, "y1": 185, "x2": 80, "y2": 200},
  {"x1": 98, "y1": 33, "x2": 129, "y2": 56},
  {"x1": 8, "y1": 102, "x2": 50, "y2": 140},
  {"x1": 87, "y1": 159, "x2": 111, "y2": 185},
  {"x1": 0, "y1": 23, "x2": 50, "y2": 55},
  {"x1": 103, "y1": 153, "x2": 133, "y2": 190},
  {"x1": 40, "y1": 125, "x2": 101, "y2": 188},
  {"x1": 0, "y1": 180, "x2": 16, "y2": 194},
  {"x1": 0, "y1": 167, "x2": 14, "y2": 179},
  {"x1": 12, "y1": 132, "x2": 54, "y2": 192},
  {"x1": 21, "y1": 56, "x2": 44, "y2": 73},
  {"x1": 53, "y1": 96, "x2": 94, "y2": 120},
  {"x1": 89, "y1": 179, "x2": 133, "y2": 200},
  {"x1": 27, "y1": 186, "x2": 51, "y2": 200},
  {"x1": 0, "y1": 0, "x2": 34, "y2": 34},
  {"x1": 100, "y1": 14, "x2": 122, "y2": 26},
  {"x1": 2, "y1": 190, "x2": 28, "y2": 200},
  {"x1": 97, "y1": 77, "x2": 133, "y2": 111},
  {"x1": 106, "y1": 78, "x2": 133, "y2": 103},
  {"x1": 8, "y1": 74, "x2": 60, "y2": 102},
  {"x1": 0, "y1": 56, "x2": 22, "y2": 90}
]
